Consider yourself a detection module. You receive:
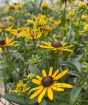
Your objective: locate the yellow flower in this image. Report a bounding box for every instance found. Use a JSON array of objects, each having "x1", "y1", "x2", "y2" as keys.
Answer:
[
  {"x1": 4, "y1": 4, "x2": 23, "y2": 11},
  {"x1": 53, "y1": 20, "x2": 61, "y2": 26},
  {"x1": 29, "y1": 67, "x2": 73, "y2": 103},
  {"x1": 83, "y1": 24, "x2": 88, "y2": 32},
  {"x1": 41, "y1": 26, "x2": 53, "y2": 31},
  {"x1": 4, "y1": 26, "x2": 13, "y2": 32},
  {"x1": 81, "y1": 14, "x2": 88, "y2": 20},
  {"x1": 4, "y1": 5, "x2": 15, "y2": 11},
  {"x1": 41, "y1": 2, "x2": 49, "y2": 9},
  {"x1": 9, "y1": 28, "x2": 23, "y2": 37},
  {"x1": 10, "y1": 80, "x2": 29, "y2": 94},
  {"x1": 32, "y1": 14, "x2": 47, "y2": 26},
  {"x1": 39, "y1": 40, "x2": 73, "y2": 52},
  {"x1": 41, "y1": 26, "x2": 53, "y2": 36},
  {"x1": 68, "y1": 10, "x2": 75, "y2": 17},
  {"x1": 2, "y1": 16, "x2": 14, "y2": 21},
  {"x1": 77, "y1": 2, "x2": 87, "y2": 9},
  {"x1": 14, "y1": 3, "x2": 23, "y2": 9},
  {"x1": 24, "y1": 28, "x2": 42, "y2": 40},
  {"x1": 0, "y1": 36, "x2": 15, "y2": 47}
]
